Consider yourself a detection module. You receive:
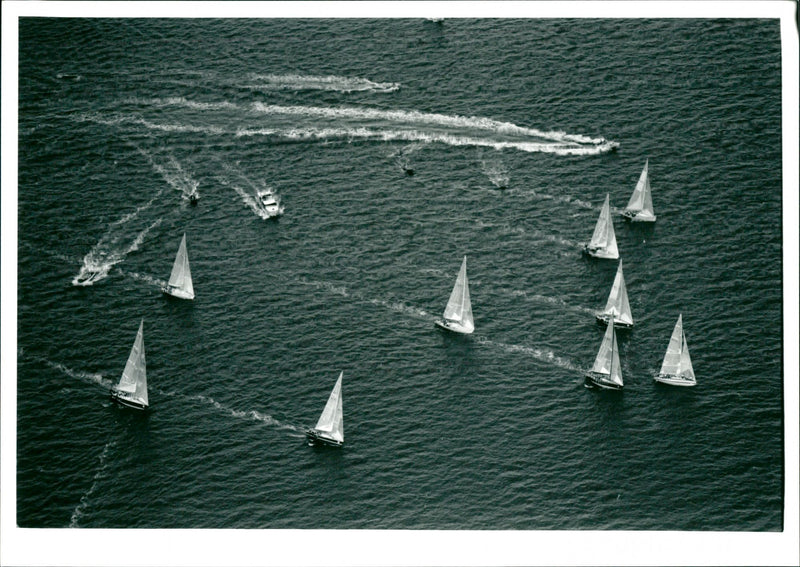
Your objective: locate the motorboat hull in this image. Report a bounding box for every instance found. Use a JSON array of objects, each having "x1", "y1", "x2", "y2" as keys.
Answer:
[
  {"x1": 110, "y1": 390, "x2": 148, "y2": 410},
  {"x1": 306, "y1": 429, "x2": 343, "y2": 448},
  {"x1": 434, "y1": 319, "x2": 474, "y2": 335},
  {"x1": 584, "y1": 372, "x2": 623, "y2": 391},
  {"x1": 595, "y1": 313, "x2": 634, "y2": 329},
  {"x1": 162, "y1": 285, "x2": 195, "y2": 300},
  {"x1": 653, "y1": 374, "x2": 696, "y2": 387}
]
